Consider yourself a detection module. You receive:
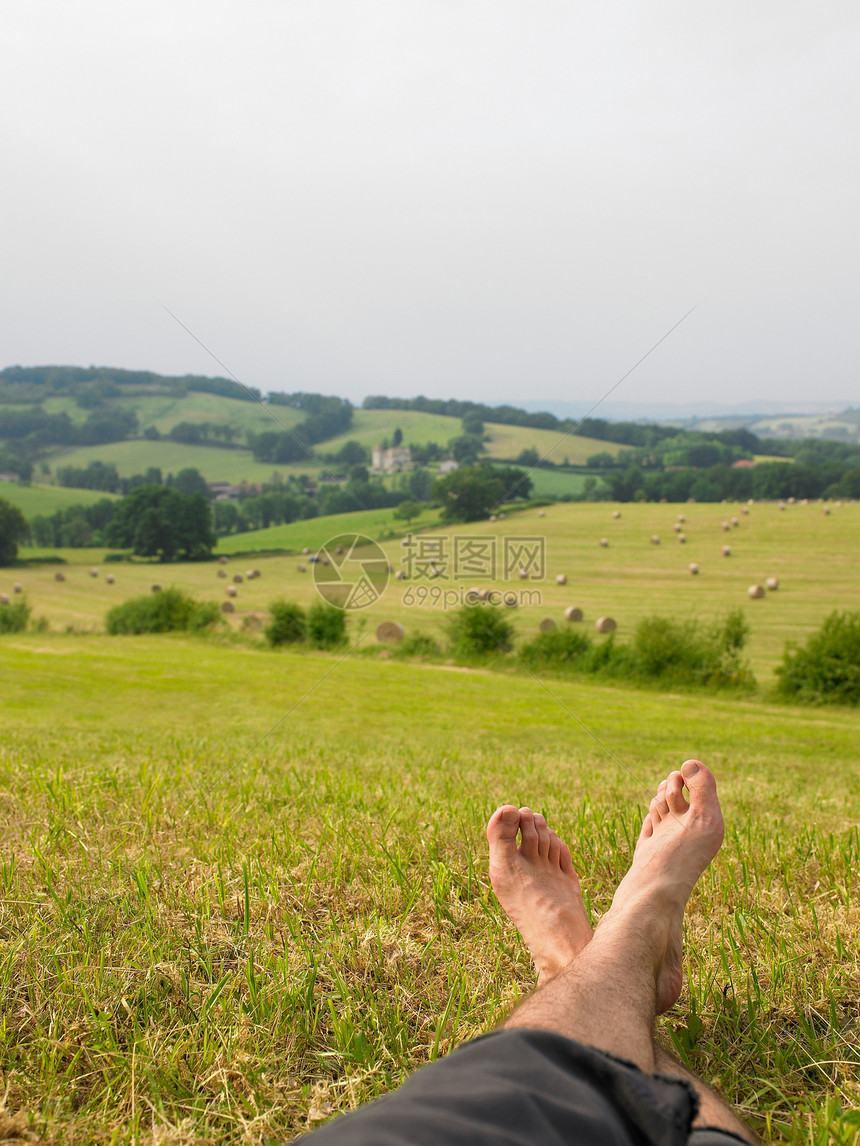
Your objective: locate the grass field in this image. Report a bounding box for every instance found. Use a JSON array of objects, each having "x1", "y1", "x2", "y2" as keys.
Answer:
[
  {"x1": 1, "y1": 625, "x2": 859, "y2": 1143},
  {"x1": 0, "y1": 482, "x2": 119, "y2": 517},
  {"x1": 11, "y1": 499, "x2": 860, "y2": 683}
]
